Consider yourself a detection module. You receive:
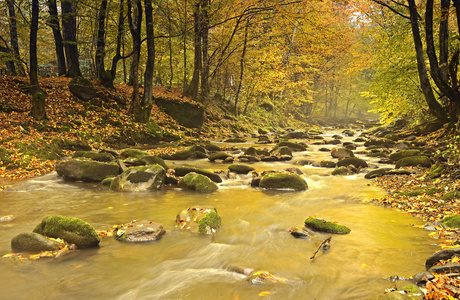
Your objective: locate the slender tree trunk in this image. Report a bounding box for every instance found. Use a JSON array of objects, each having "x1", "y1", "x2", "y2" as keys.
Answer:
[
  {"x1": 47, "y1": 0, "x2": 67, "y2": 76},
  {"x1": 62, "y1": 0, "x2": 82, "y2": 77},
  {"x1": 407, "y1": 0, "x2": 447, "y2": 122},
  {"x1": 200, "y1": 0, "x2": 209, "y2": 102},
  {"x1": 234, "y1": 21, "x2": 249, "y2": 116},
  {"x1": 30, "y1": 0, "x2": 46, "y2": 120},
  {"x1": 182, "y1": 0, "x2": 187, "y2": 95},
  {"x1": 95, "y1": 0, "x2": 108, "y2": 81},
  {"x1": 137, "y1": 0, "x2": 154, "y2": 122},
  {"x1": 128, "y1": 0, "x2": 142, "y2": 115},
  {"x1": 185, "y1": 1, "x2": 202, "y2": 100},
  {"x1": 109, "y1": 0, "x2": 125, "y2": 87},
  {"x1": 439, "y1": 0, "x2": 449, "y2": 82},
  {"x1": 6, "y1": 0, "x2": 24, "y2": 76}
]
